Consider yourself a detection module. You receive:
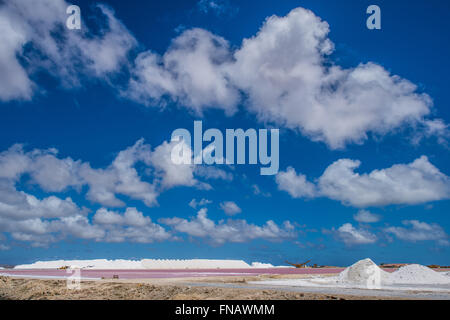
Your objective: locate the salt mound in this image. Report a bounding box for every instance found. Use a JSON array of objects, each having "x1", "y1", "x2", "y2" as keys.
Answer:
[
  {"x1": 251, "y1": 262, "x2": 275, "y2": 268},
  {"x1": 337, "y1": 258, "x2": 389, "y2": 287},
  {"x1": 250, "y1": 258, "x2": 450, "y2": 292},
  {"x1": 388, "y1": 264, "x2": 450, "y2": 285},
  {"x1": 141, "y1": 259, "x2": 251, "y2": 269},
  {"x1": 324, "y1": 260, "x2": 450, "y2": 287},
  {"x1": 14, "y1": 259, "x2": 143, "y2": 270},
  {"x1": 15, "y1": 259, "x2": 255, "y2": 270}
]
